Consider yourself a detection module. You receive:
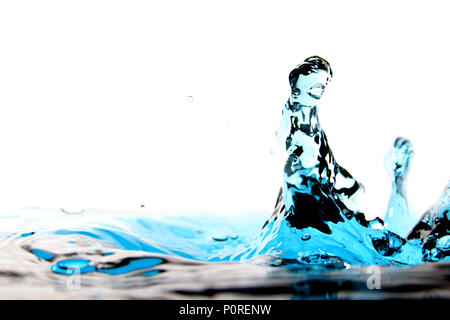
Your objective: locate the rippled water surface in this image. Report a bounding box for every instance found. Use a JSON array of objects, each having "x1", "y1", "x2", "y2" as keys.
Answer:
[{"x1": 0, "y1": 208, "x2": 448, "y2": 300}]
